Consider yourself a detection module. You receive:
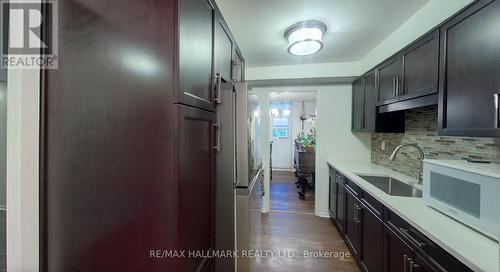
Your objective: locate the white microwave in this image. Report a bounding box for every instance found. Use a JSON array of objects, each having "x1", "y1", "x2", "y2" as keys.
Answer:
[{"x1": 423, "y1": 159, "x2": 500, "y2": 240}]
